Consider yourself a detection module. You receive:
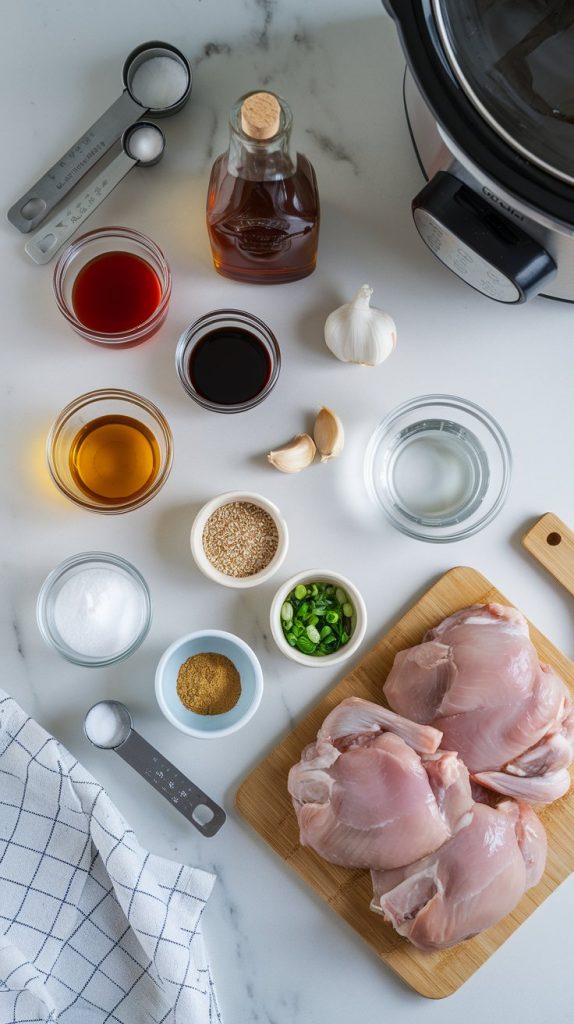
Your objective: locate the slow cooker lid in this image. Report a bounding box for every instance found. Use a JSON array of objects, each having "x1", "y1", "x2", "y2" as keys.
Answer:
[{"x1": 433, "y1": 0, "x2": 574, "y2": 186}]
